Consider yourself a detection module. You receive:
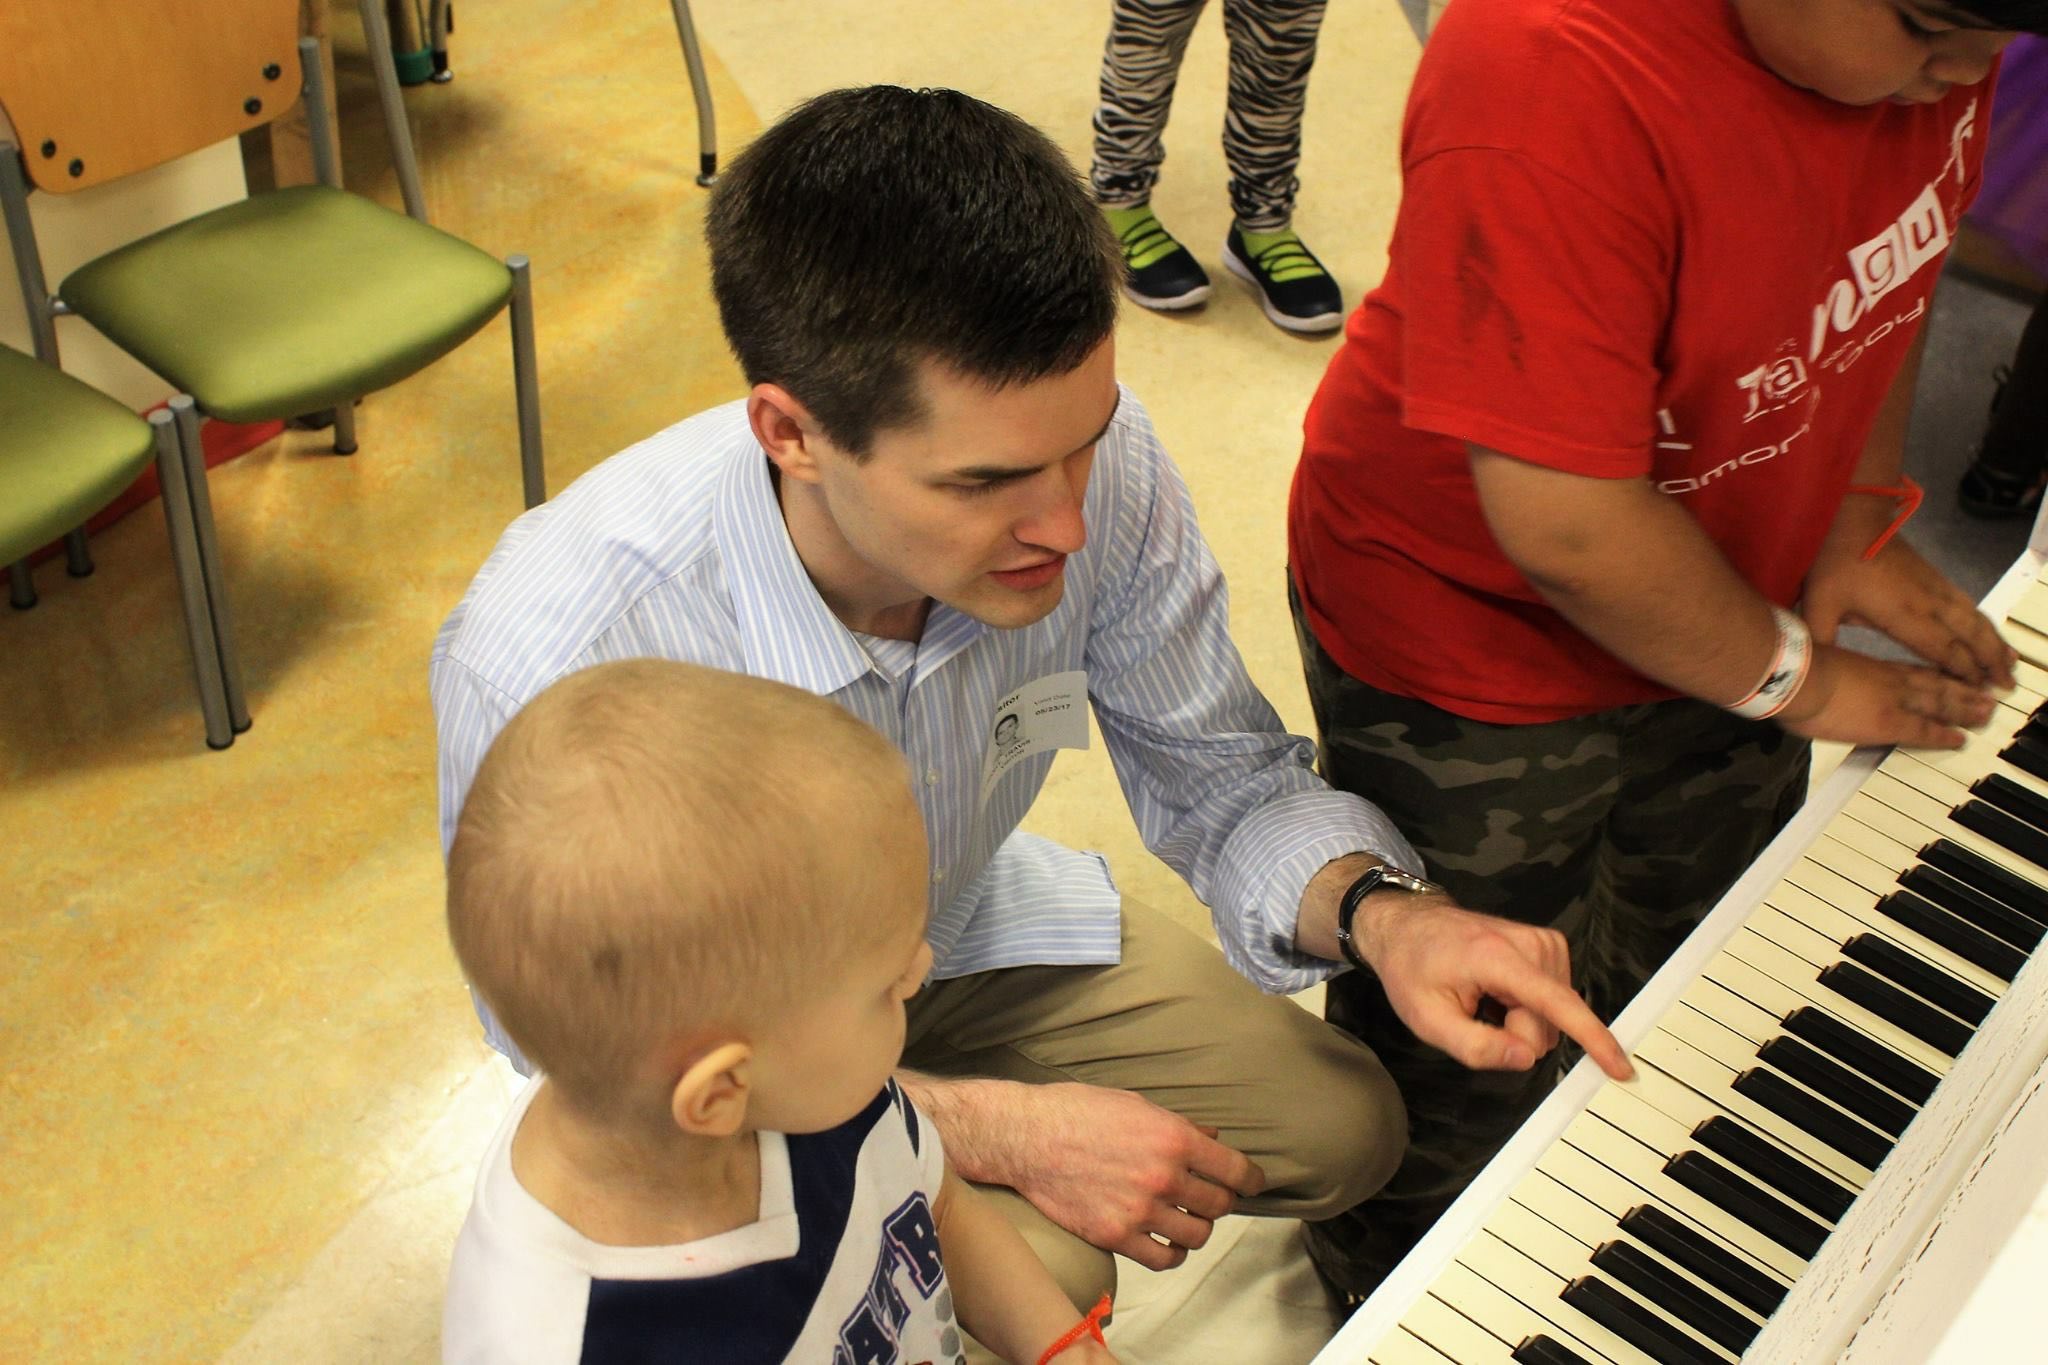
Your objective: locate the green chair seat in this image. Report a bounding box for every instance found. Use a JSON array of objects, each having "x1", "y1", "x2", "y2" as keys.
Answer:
[
  {"x1": 60, "y1": 184, "x2": 513, "y2": 424},
  {"x1": 0, "y1": 344, "x2": 156, "y2": 560}
]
